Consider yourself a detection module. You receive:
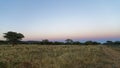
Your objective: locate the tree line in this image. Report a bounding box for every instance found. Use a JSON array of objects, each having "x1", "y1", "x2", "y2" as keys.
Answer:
[
  {"x1": 0, "y1": 31, "x2": 120, "y2": 46},
  {"x1": 0, "y1": 39, "x2": 120, "y2": 45}
]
